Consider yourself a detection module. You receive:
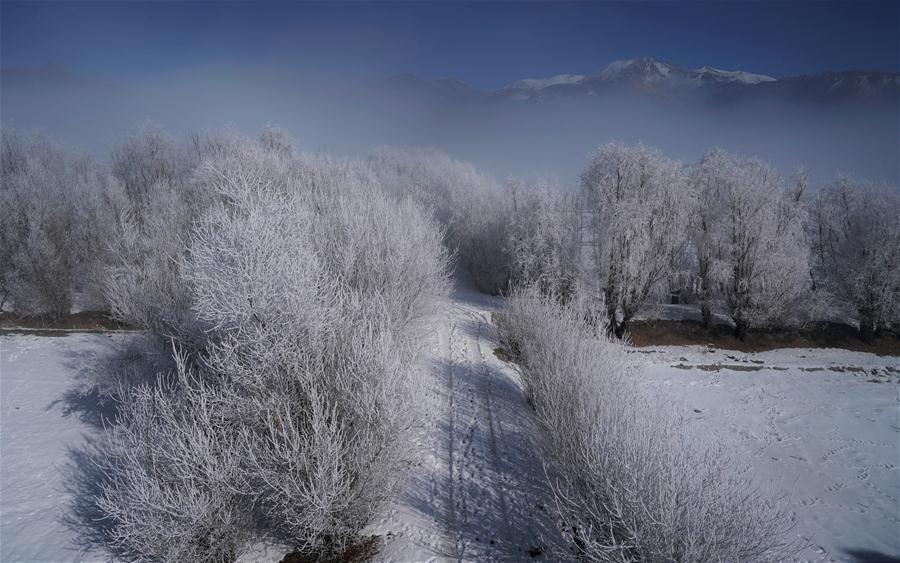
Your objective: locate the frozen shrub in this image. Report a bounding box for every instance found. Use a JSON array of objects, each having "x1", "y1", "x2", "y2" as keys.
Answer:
[
  {"x1": 104, "y1": 176, "x2": 207, "y2": 344},
  {"x1": 189, "y1": 143, "x2": 448, "y2": 555},
  {"x1": 90, "y1": 357, "x2": 251, "y2": 563},
  {"x1": 103, "y1": 126, "x2": 238, "y2": 342},
  {"x1": 111, "y1": 121, "x2": 188, "y2": 206},
  {"x1": 809, "y1": 177, "x2": 900, "y2": 335},
  {"x1": 497, "y1": 286, "x2": 796, "y2": 562},
  {"x1": 75, "y1": 132, "x2": 450, "y2": 561},
  {"x1": 258, "y1": 124, "x2": 295, "y2": 158}
]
